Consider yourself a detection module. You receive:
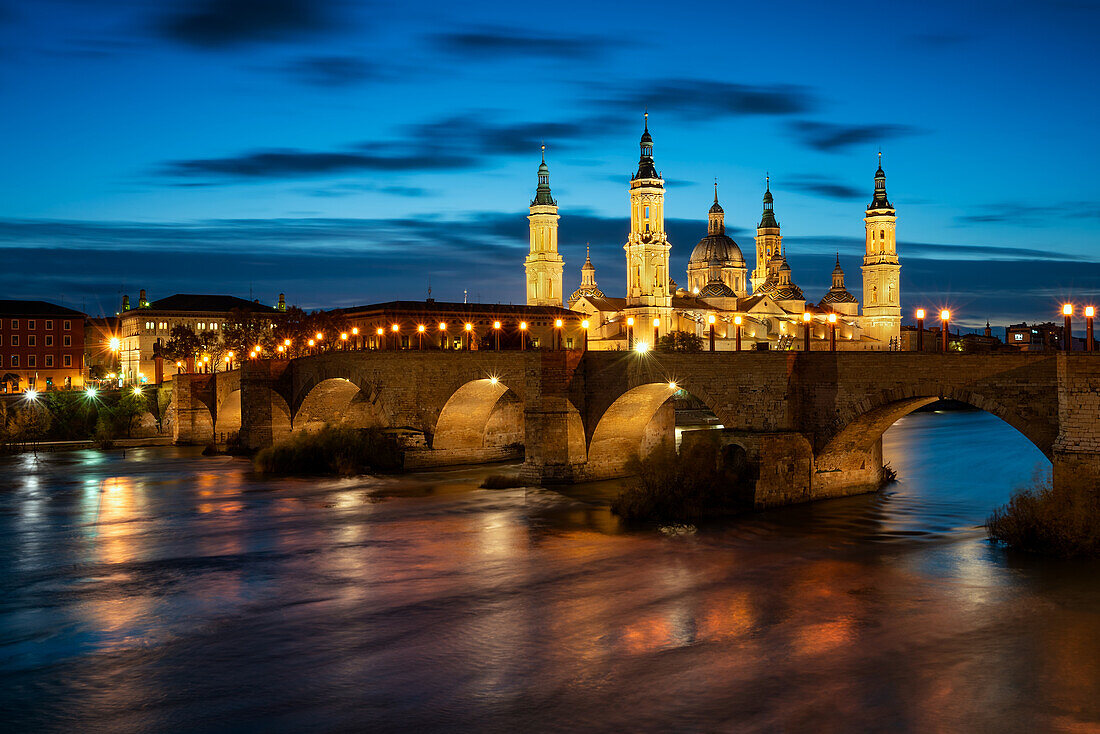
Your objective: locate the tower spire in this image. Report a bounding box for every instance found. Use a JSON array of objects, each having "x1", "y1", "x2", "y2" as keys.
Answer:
[
  {"x1": 635, "y1": 111, "x2": 658, "y2": 179},
  {"x1": 532, "y1": 145, "x2": 554, "y2": 205},
  {"x1": 870, "y1": 153, "x2": 891, "y2": 210}
]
